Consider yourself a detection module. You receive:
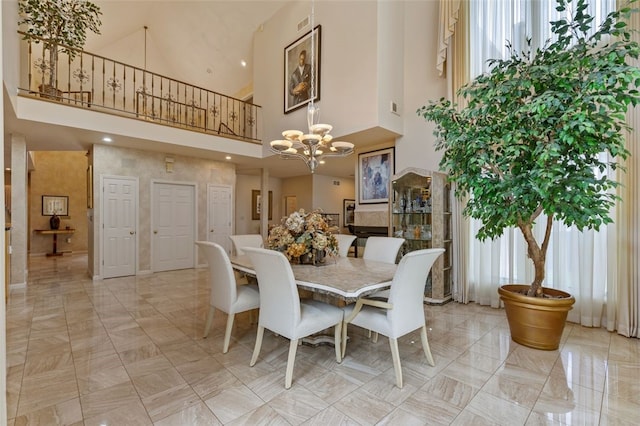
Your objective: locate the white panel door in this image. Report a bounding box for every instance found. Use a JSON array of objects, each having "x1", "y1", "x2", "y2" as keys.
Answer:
[
  {"x1": 103, "y1": 176, "x2": 137, "y2": 278},
  {"x1": 152, "y1": 182, "x2": 195, "y2": 272},
  {"x1": 207, "y1": 185, "x2": 232, "y2": 255}
]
